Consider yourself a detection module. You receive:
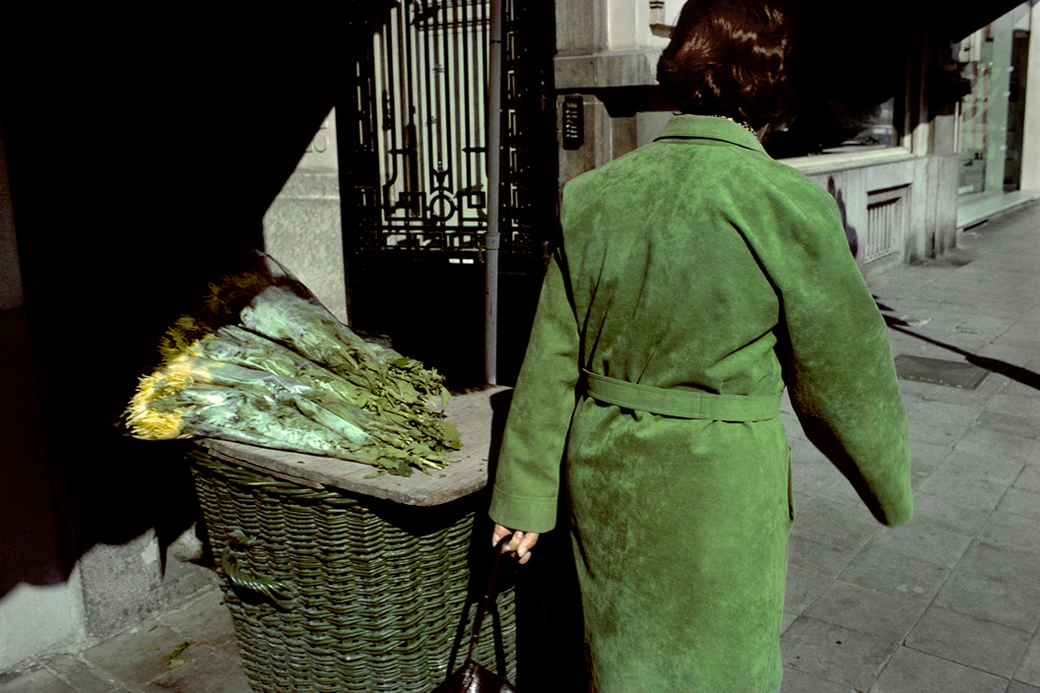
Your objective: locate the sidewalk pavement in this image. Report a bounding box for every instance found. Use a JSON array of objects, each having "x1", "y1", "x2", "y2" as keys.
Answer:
[
  {"x1": 779, "y1": 201, "x2": 1040, "y2": 693},
  {"x1": 2, "y1": 202, "x2": 1039, "y2": 693}
]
